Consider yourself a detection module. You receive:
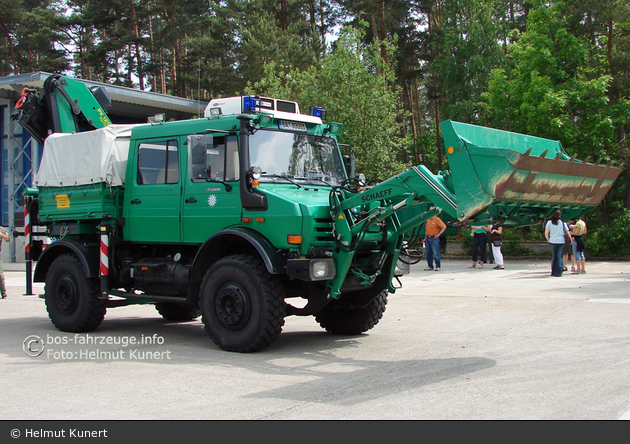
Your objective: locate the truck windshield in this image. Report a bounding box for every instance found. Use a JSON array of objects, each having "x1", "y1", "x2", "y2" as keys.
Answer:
[{"x1": 249, "y1": 130, "x2": 346, "y2": 186}]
